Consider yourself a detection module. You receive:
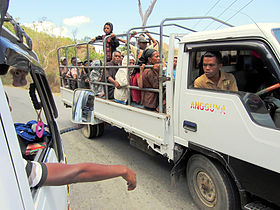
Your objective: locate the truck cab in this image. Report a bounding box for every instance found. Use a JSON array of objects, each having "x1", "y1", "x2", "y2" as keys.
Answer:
[
  {"x1": 174, "y1": 22, "x2": 280, "y2": 209},
  {"x1": 0, "y1": 9, "x2": 68, "y2": 210}
]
